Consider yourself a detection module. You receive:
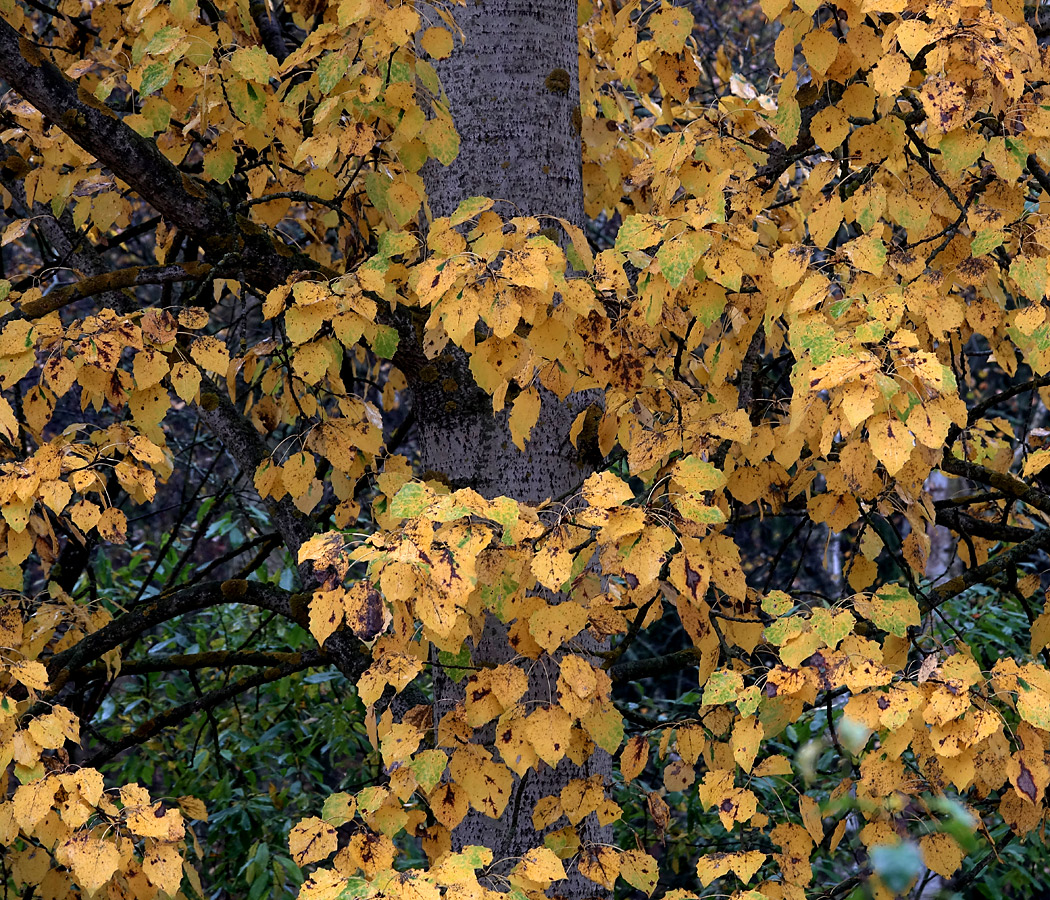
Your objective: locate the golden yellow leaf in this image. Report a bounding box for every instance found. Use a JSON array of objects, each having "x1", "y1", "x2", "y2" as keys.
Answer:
[
  {"x1": 189, "y1": 335, "x2": 230, "y2": 374},
  {"x1": 619, "y1": 849, "x2": 659, "y2": 895},
  {"x1": 620, "y1": 734, "x2": 649, "y2": 783},
  {"x1": 695, "y1": 850, "x2": 766, "y2": 886},
  {"x1": 289, "y1": 816, "x2": 338, "y2": 866},
  {"x1": 13, "y1": 776, "x2": 58, "y2": 833},
  {"x1": 512, "y1": 847, "x2": 566, "y2": 887},
  {"x1": 309, "y1": 588, "x2": 345, "y2": 647},
  {"x1": 143, "y1": 840, "x2": 184, "y2": 894},
  {"x1": 528, "y1": 601, "x2": 588, "y2": 654},
  {"x1": 919, "y1": 832, "x2": 964, "y2": 879},
  {"x1": 799, "y1": 795, "x2": 823, "y2": 844},
  {"x1": 731, "y1": 716, "x2": 763, "y2": 774},
  {"x1": 11, "y1": 659, "x2": 48, "y2": 691},
  {"x1": 59, "y1": 831, "x2": 121, "y2": 895},
  {"x1": 578, "y1": 846, "x2": 620, "y2": 889}
]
